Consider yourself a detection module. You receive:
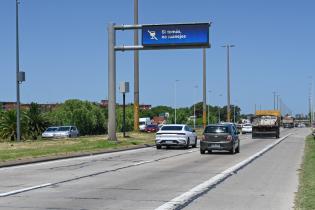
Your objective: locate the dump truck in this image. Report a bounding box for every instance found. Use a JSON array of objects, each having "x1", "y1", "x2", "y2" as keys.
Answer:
[
  {"x1": 252, "y1": 110, "x2": 281, "y2": 138},
  {"x1": 282, "y1": 115, "x2": 294, "y2": 128}
]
